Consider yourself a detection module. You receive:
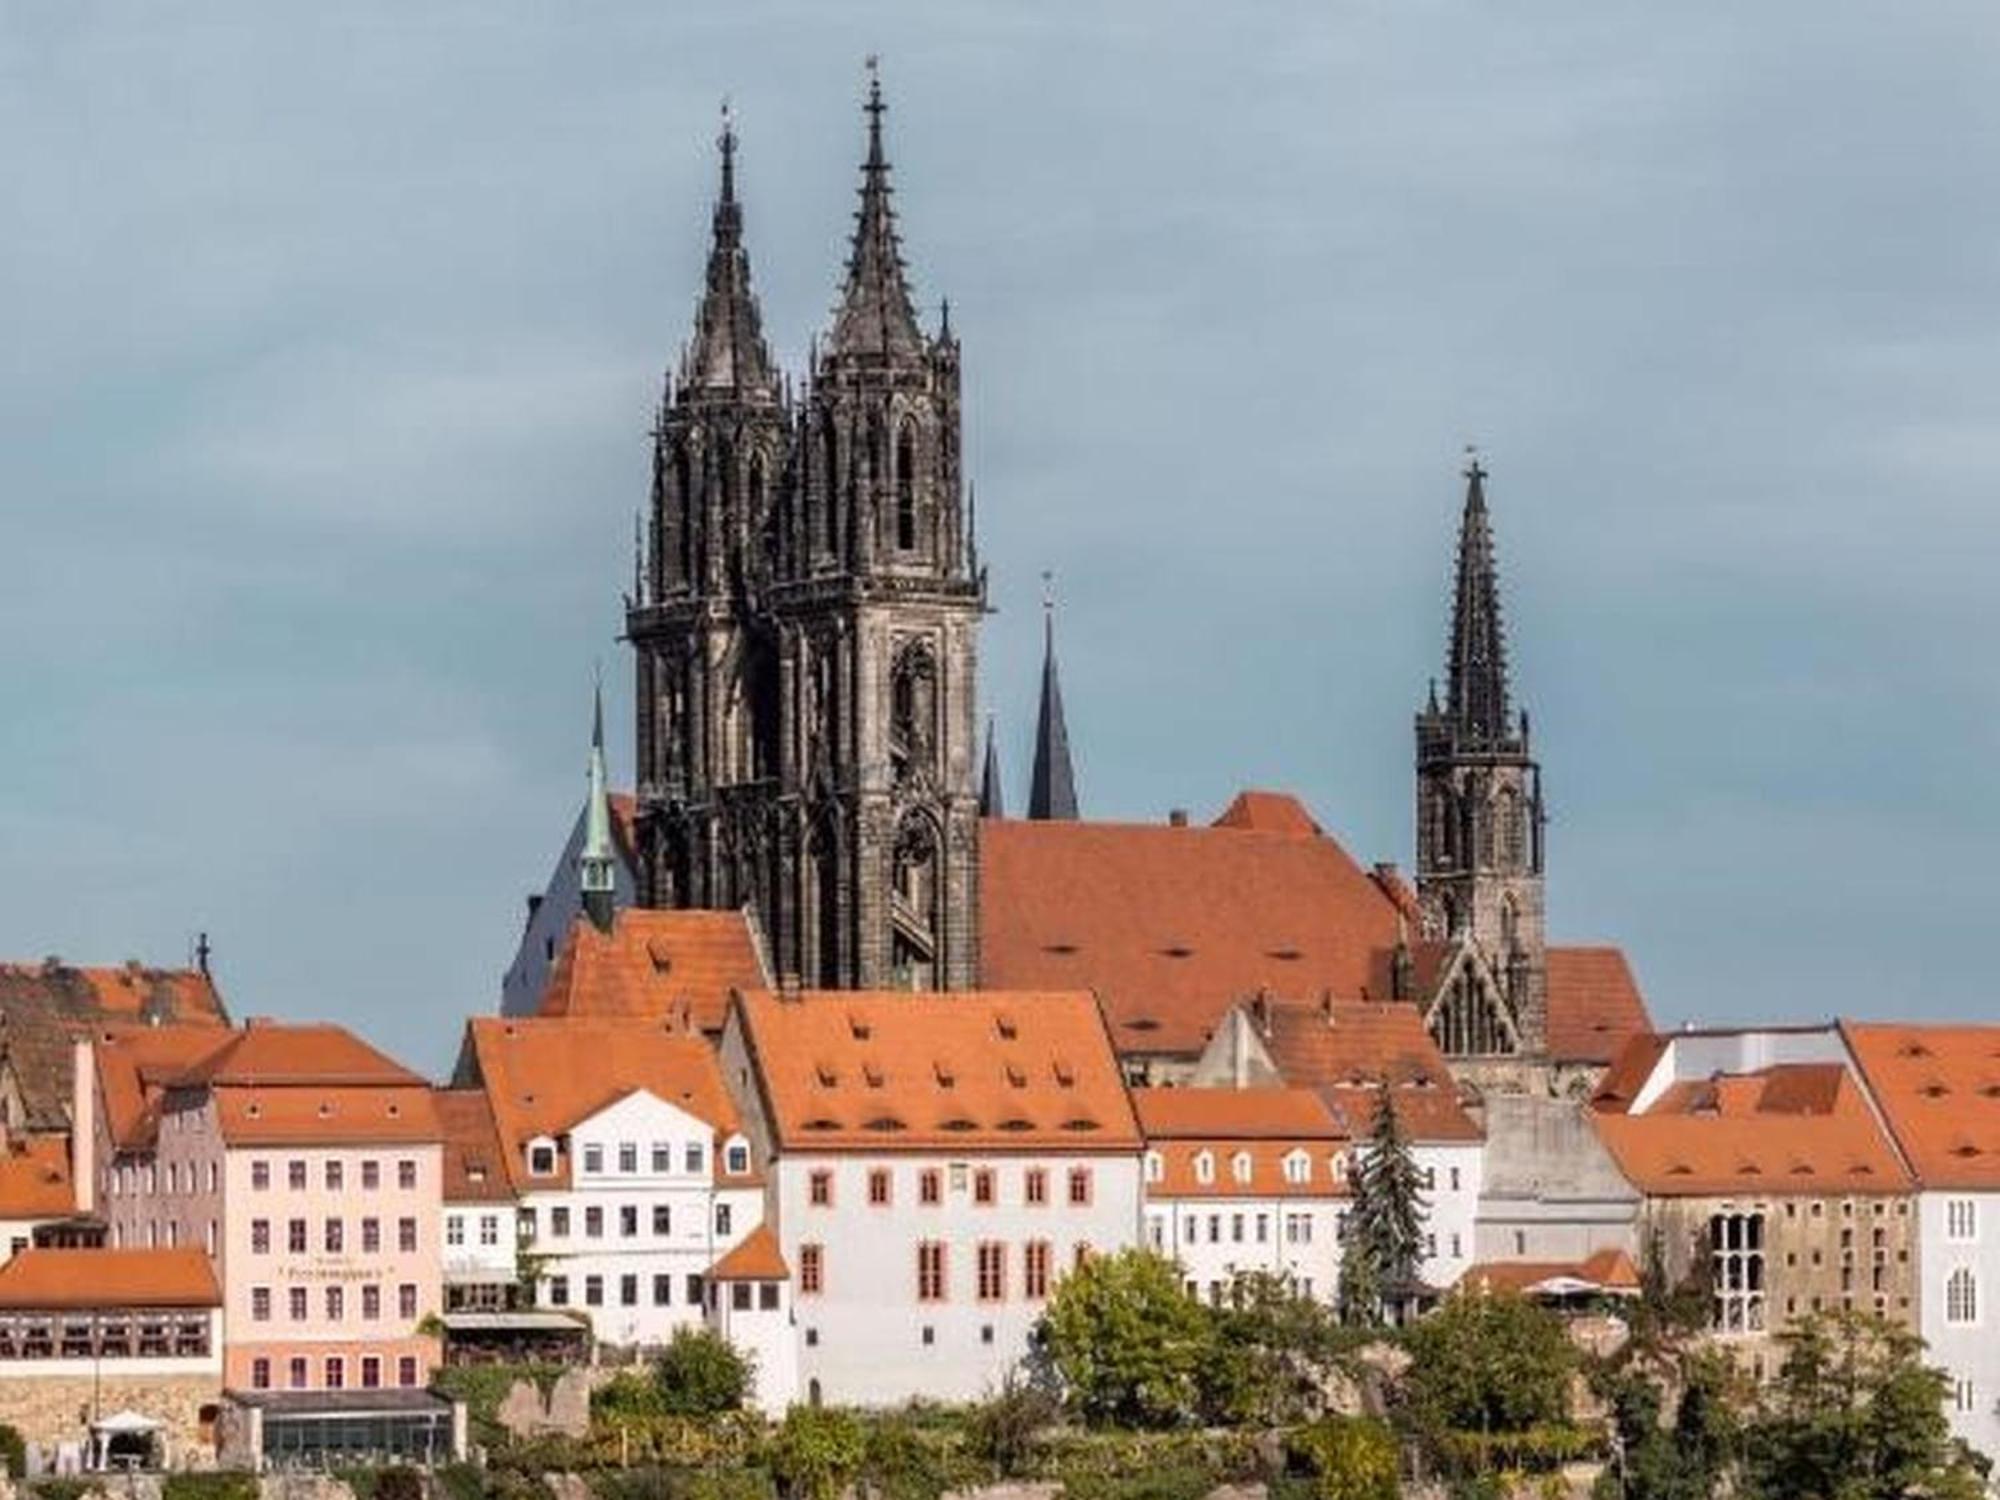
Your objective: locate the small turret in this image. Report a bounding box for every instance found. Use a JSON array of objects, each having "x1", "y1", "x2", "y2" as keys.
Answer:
[{"x1": 581, "y1": 680, "x2": 617, "y2": 933}]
